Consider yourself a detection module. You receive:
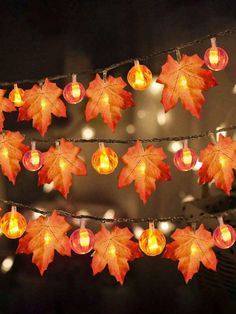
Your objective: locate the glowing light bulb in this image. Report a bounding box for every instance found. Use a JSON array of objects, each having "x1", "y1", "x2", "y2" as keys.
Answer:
[
  {"x1": 190, "y1": 243, "x2": 199, "y2": 255},
  {"x1": 101, "y1": 92, "x2": 110, "y2": 106},
  {"x1": 213, "y1": 217, "x2": 235, "y2": 249},
  {"x1": 1, "y1": 147, "x2": 8, "y2": 159},
  {"x1": 91, "y1": 143, "x2": 118, "y2": 175},
  {"x1": 127, "y1": 60, "x2": 152, "y2": 90},
  {"x1": 219, "y1": 155, "x2": 227, "y2": 168},
  {"x1": 44, "y1": 232, "x2": 52, "y2": 245},
  {"x1": 70, "y1": 228, "x2": 95, "y2": 254},
  {"x1": 179, "y1": 75, "x2": 188, "y2": 89},
  {"x1": 138, "y1": 161, "x2": 146, "y2": 174},
  {"x1": 108, "y1": 244, "x2": 116, "y2": 257},
  {"x1": 204, "y1": 37, "x2": 228, "y2": 71},
  {"x1": 9, "y1": 84, "x2": 25, "y2": 107},
  {"x1": 0, "y1": 206, "x2": 27, "y2": 239},
  {"x1": 41, "y1": 98, "x2": 47, "y2": 109},
  {"x1": 22, "y1": 142, "x2": 44, "y2": 171},
  {"x1": 63, "y1": 74, "x2": 85, "y2": 104},
  {"x1": 139, "y1": 223, "x2": 166, "y2": 256},
  {"x1": 173, "y1": 146, "x2": 197, "y2": 171},
  {"x1": 59, "y1": 158, "x2": 67, "y2": 170}
]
